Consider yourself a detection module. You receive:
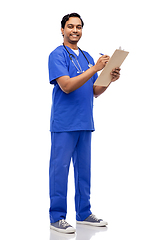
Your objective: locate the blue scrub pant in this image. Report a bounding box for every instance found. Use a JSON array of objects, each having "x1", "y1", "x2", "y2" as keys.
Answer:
[{"x1": 49, "y1": 131, "x2": 92, "y2": 223}]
